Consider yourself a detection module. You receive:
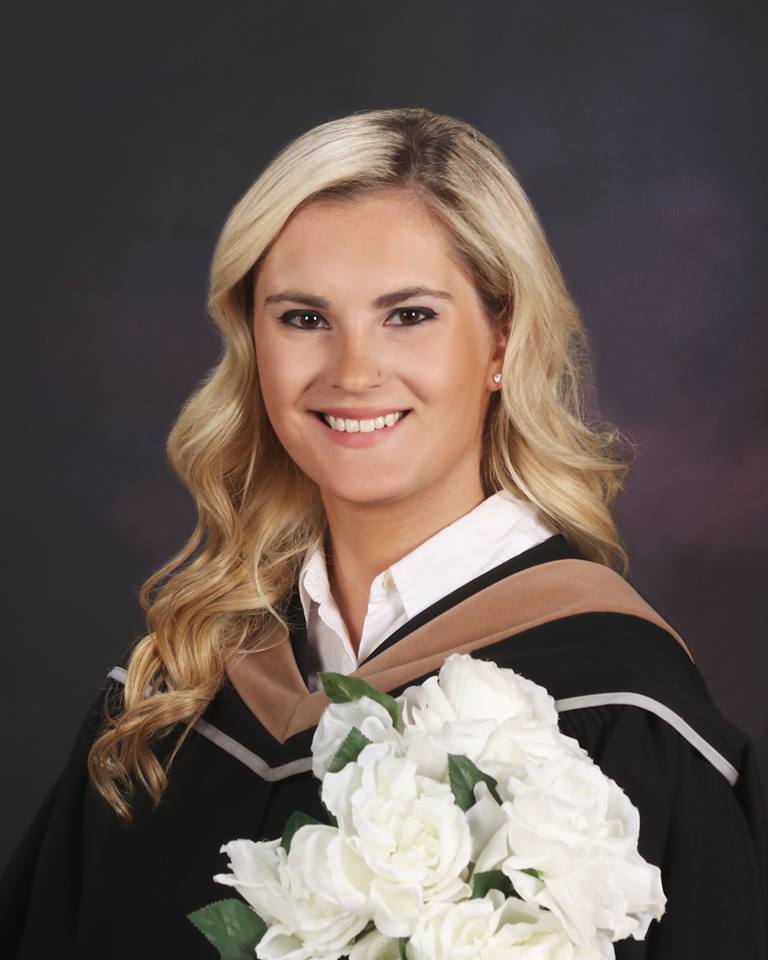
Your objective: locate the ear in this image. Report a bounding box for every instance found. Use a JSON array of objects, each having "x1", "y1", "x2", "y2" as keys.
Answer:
[{"x1": 488, "y1": 319, "x2": 510, "y2": 370}]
